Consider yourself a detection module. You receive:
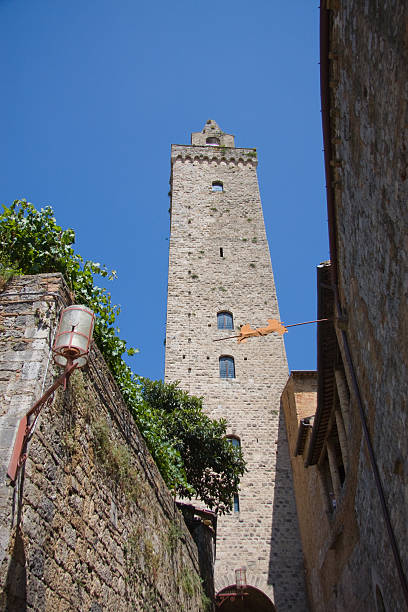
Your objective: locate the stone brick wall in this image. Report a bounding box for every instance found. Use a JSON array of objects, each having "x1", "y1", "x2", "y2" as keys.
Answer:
[
  {"x1": 165, "y1": 122, "x2": 308, "y2": 610},
  {"x1": 282, "y1": 372, "x2": 362, "y2": 612},
  {"x1": 0, "y1": 274, "x2": 207, "y2": 611},
  {"x1": 327, "y1": 1, "x2": 408, "y2": 609}
]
